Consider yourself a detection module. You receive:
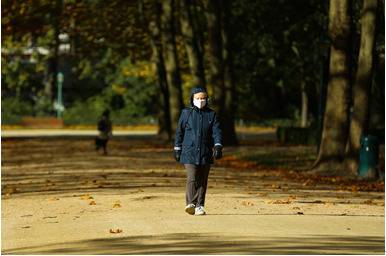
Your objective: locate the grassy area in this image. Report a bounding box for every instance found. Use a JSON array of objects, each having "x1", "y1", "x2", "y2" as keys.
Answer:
[
  {"x1": 1, "y1": 124, "x2": 159, "y2": 131},
  {"x1": 235, "y1": 146, "x2": 318, "y2": 170},
  {"x1": 2, "y1": 124, "x2": 275, "y2": 132}
]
